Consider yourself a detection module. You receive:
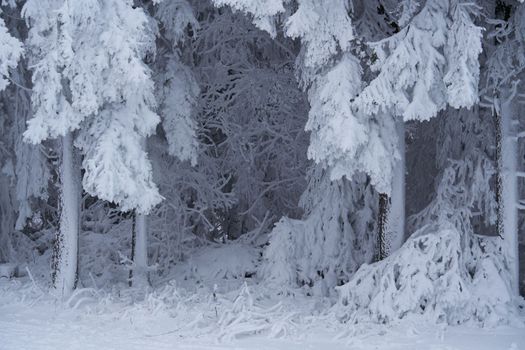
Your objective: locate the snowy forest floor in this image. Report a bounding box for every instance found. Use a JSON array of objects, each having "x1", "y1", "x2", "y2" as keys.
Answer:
[
  {"x1": 1, "y1": 280, "x2": 524, "y2": 350},
  {"x1": 1, "y1": 241, "x2": 525, "y2": 350}
]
